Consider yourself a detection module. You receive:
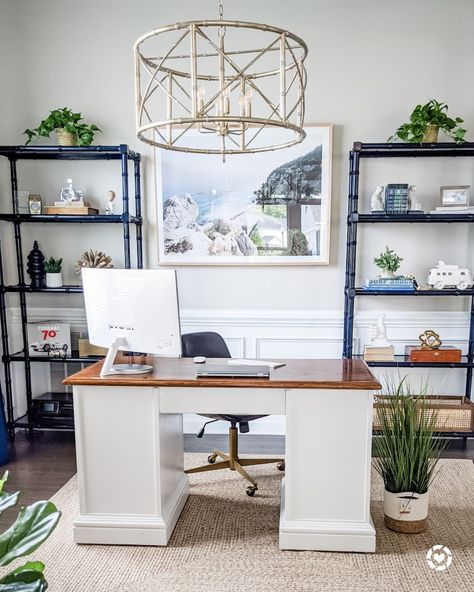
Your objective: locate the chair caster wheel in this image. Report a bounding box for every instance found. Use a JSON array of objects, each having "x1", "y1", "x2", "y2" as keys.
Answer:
[
  {"x1": 246, "y1": 485, "x2": 258, "y2": 497},
  {"x1": 208, "y1": 454, "x2": 217, "y2": 464},
  {"x1": 277, "y1": 461, "x2": 285, "y2": 471}
]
